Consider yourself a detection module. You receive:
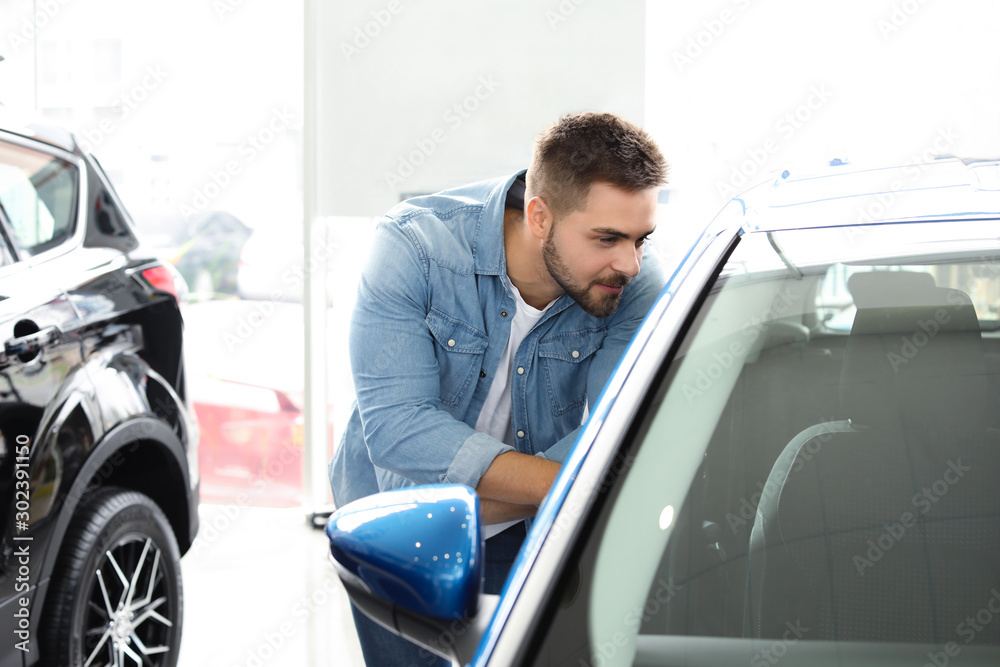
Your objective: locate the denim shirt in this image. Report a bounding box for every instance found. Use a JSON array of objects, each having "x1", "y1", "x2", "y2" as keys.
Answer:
[{"x1": 329, "y1": 171, "x2": 664, "y2": 507}]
